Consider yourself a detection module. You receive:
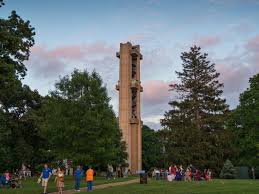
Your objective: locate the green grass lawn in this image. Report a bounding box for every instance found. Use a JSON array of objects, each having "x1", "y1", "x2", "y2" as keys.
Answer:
[
  {"x1": 81, "y1": 179, "x2": 259, "y2": 194},
  {"x1": 1, "y1": 178, "x2": 259, "y2": 194},
  {"x1": 0, "y1": 175, "x2": 136, "y2": 194}
]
